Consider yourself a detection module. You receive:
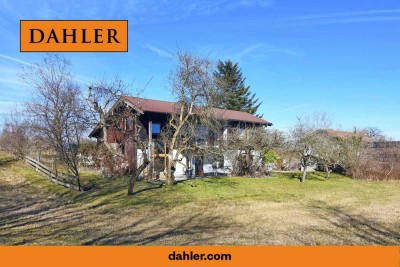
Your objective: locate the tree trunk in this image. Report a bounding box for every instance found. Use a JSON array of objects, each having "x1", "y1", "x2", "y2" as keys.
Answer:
[
  {"x1": 165, "y1": 155, "x2": 175, "y2": 187},
  {"x1": 127, "y1": 158, "x2": 150, "y2": 195},
  {"x1": 325, "y1": 164, "x2": 331, "y2": 178},
  {"x1": 72, "y1": 165, "x2": 82, "y2": 191},
  {"x1": 194, "y1": 156, "x2": 204, "y2": 177},
  {"x1": 245, "y1": 151, "x2": 251, "y2": 176},
  {"x1": 301, "y1": 167, "x2": 307, "y2": 183},
  {"x1": 301, "y1": 157, "x2": 307, "y2": 183},
  {"x1": 166, "y1": 173, "x2": 175, "y2": 187},
  {"x1": 77, "y1": 176, "x2": 82, "y2": 191},
  {"x1": 385, "y1": 161, "x2": 394, "y2": 180},
  {"x1": 164, "y1": 124, "x2": 180, "y2": 186},
  {"x1": 102, "y1": 125, "x2": 115, "y2": 151}
]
